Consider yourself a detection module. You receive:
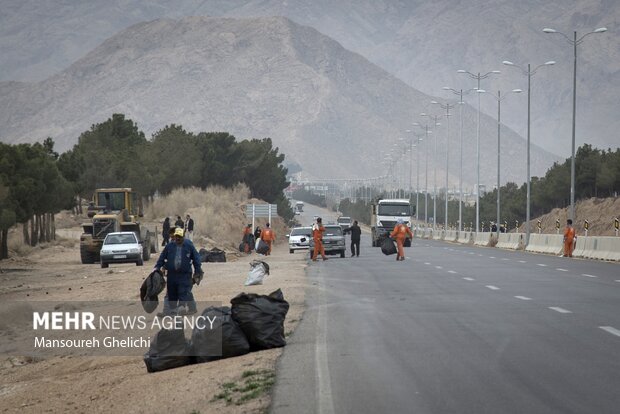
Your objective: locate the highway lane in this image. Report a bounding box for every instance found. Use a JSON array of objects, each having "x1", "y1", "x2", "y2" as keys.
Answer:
[{"x1": 271, "y1": 235, "x2": 620, "y2": 414}]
